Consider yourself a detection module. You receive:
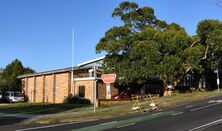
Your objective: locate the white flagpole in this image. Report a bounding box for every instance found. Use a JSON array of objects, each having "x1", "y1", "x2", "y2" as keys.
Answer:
[{"x1": 71, "y1": 28, "x2": 74, "y2": 95}]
